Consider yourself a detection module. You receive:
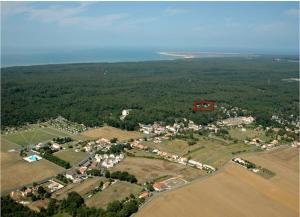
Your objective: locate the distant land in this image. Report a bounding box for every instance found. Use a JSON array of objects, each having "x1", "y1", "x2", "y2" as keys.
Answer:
[
  {"x1": 158, "y1": 51, "x2": 250, "y2": 59},
  {"x1": 1, "y1": 47, "x2": 299, "y2": 67}
]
